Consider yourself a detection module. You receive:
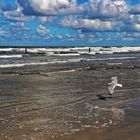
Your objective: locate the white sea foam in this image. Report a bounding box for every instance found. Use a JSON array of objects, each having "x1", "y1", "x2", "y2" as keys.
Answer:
[
  {"x1": 46, "y1": 46, "x2": 140, "y2": 55},
  {"x1": 0, "y1": 48, "x2": 13, "y2": 52},
  {"x1": 97, "y1": 47, "x2": 140, "y2": 54},
  {"x1": 107, "y1": 63, "x2": 122, "y2": 65},
  {"x1": 85, "y1": 57, "x2": 135, "y2": 62},
  {"x1": 0, "y1": 55, "x2": 22, "y2": 58},
  {"x1": 0, "y1": 59, "x2": 81, "y2": 68},
  {"x1": 0, "y1": 55, "x2": 135, "y2": 68},
  {"x1": 1, "y1": 46, "x2": 139, "y2": 55},
  {"x1": 51, "y1": 53, "x2": 80, "y2": 56},
  {"x1": 42, "y1": 69, "x2": 76, "y2": 75}
]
